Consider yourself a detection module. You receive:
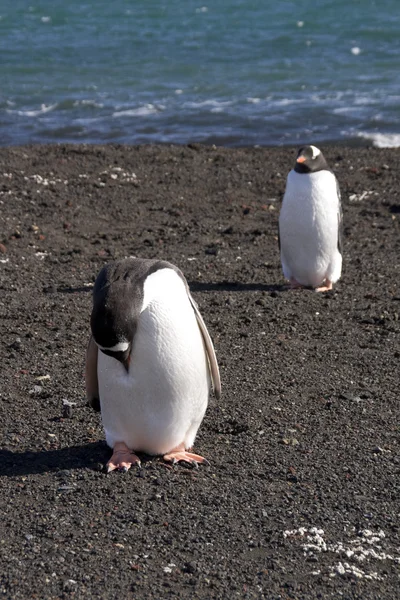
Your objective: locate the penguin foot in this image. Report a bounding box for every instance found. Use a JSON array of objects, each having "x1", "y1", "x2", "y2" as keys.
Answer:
[
  {"x1": 107, "y1": 442, "x2": 141, "y2": 473},
  {"x1": 315, "y1": 279, "x2": 333, "y2": 293},
  {"x1": 163, "y1": 446, "x2": 208, "y2": 467},
  {"x1": 289, "y1": 277, "x2": 303, "y2": 289}
]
